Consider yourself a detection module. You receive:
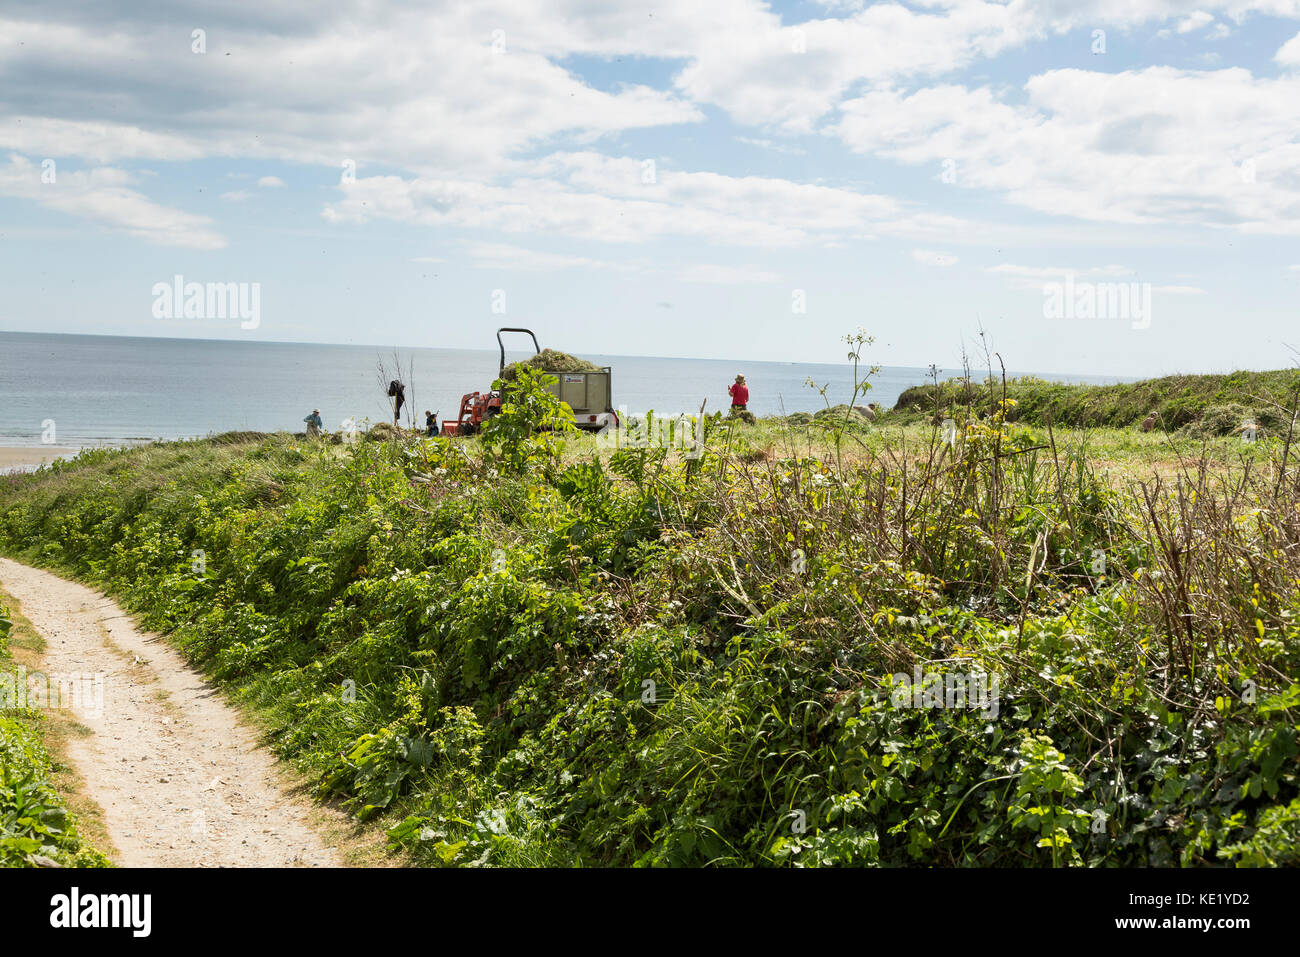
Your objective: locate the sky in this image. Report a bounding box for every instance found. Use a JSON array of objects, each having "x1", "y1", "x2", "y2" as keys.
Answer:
[{"x1": 2, "y1": 0, "x2": 1300, "y2": 377}]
